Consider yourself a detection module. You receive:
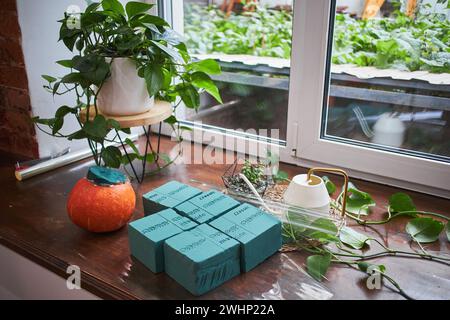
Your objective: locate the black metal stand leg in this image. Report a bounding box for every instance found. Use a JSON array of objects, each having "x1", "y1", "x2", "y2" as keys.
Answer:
[
  {"x1": 116, "y1": 130, "x2": 142, "y2": 183},
  {"x1": 116, "y1": 123, "x2": 164, "y2": 184},
  {"x1": 140, "y1": 125, "x2": 151, "y2": 183}
]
